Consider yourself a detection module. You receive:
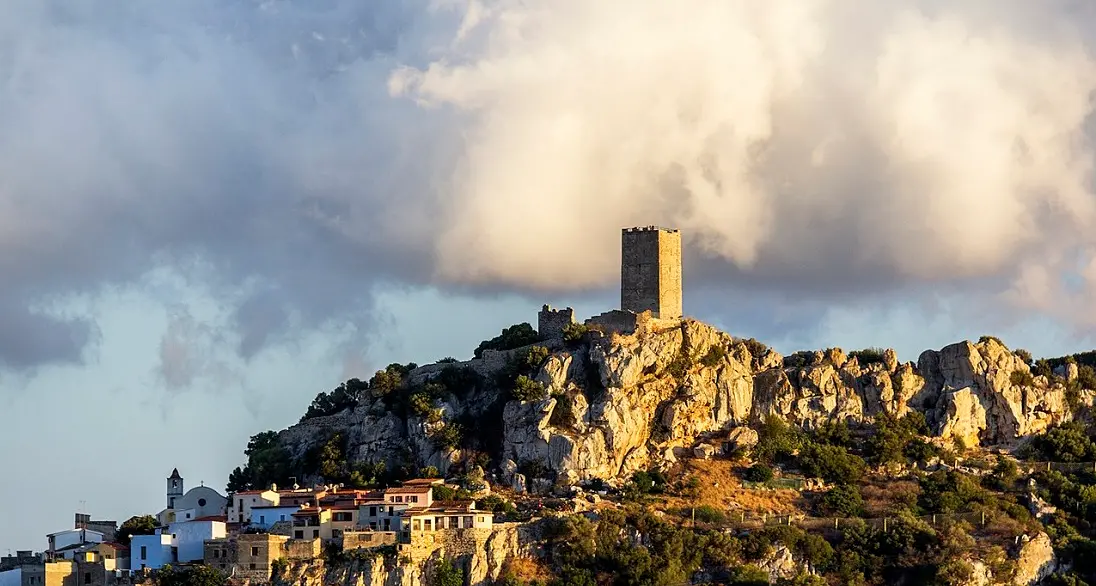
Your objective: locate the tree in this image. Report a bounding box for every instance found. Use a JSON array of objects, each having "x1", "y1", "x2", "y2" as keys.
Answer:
[
  {"x1": 432, "y1": 558, "x2": 465, "y2": 586},
  {"x1": 226, "y1": 430, "x2": 293, "y2": 492},
  {"x1": 744, "y1": 463, "x2": 774, "y2": 483},
  {"x1": 115, "y1": 515, "x2": 157, "y2": 547}
]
